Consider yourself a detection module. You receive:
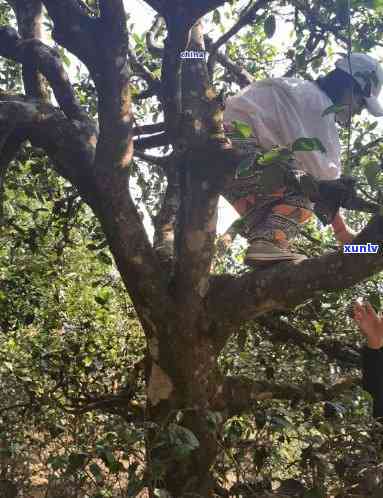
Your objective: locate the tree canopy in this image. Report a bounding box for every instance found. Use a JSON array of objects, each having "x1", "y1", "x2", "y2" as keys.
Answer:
[{"x1": 1, "y1": 0, "x2": 383, "y2": 497}]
